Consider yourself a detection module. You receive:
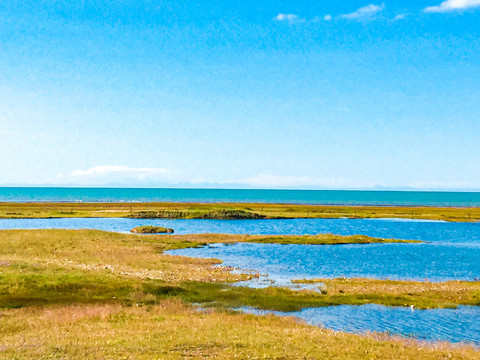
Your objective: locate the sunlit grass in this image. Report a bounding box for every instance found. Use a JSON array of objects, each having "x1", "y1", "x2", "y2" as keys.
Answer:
[
  {"x1": 0, "y1": 229, "x2": 479, "y2": 358},
  {"x1": 1, "y1": 301, "x2": 479, "y2": 359}
]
